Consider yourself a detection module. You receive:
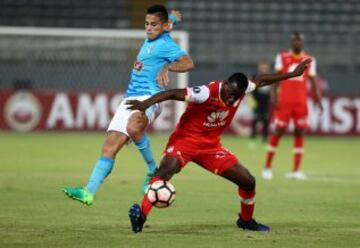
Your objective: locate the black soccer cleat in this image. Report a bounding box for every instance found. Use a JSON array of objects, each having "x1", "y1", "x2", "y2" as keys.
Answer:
[
  {"x1": 237, "y1": 216, "x2": 270, "y2": 231},
  {"x1": 129, "y1": 204, "x2": 147, "y2": 233}
]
